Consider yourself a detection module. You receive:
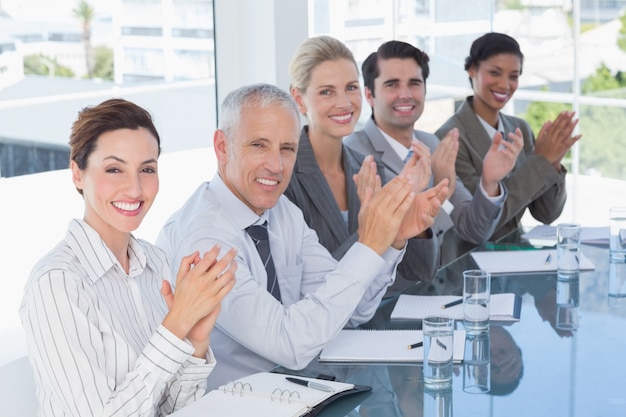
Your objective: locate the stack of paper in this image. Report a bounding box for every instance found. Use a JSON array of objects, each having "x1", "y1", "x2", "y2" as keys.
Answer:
[
  {"x1": 470, "y1": 249, "x2": 595, "y2": 275},
  {"x1": 319, "y1": 329, "x2": 465, "y2": 363},
  {"x1": 521, "y1": 225, "x2": 609, "y2": 246},
  {"x1": 390, "y1": 293, "x2": 521, "y2": 324}
]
